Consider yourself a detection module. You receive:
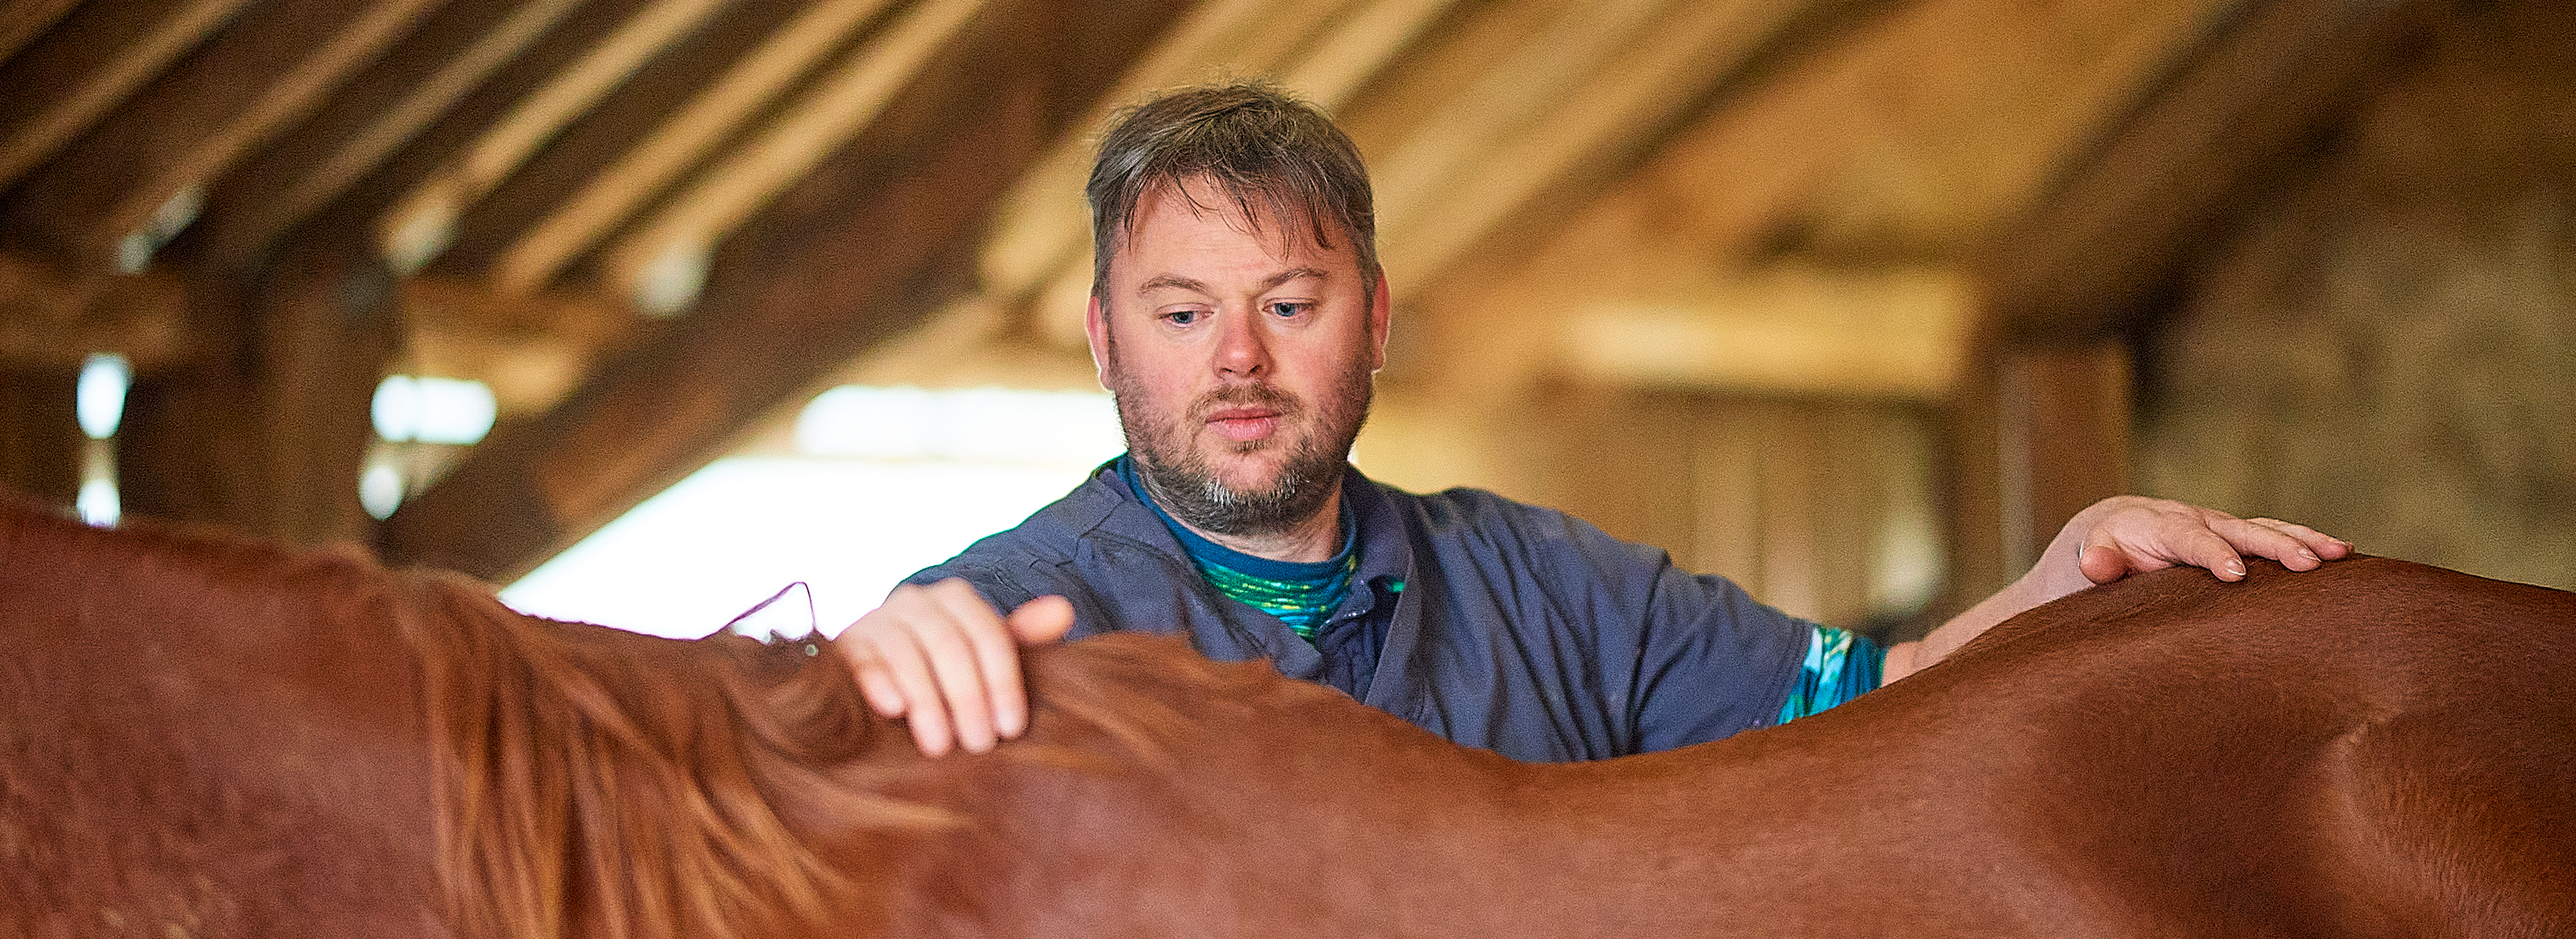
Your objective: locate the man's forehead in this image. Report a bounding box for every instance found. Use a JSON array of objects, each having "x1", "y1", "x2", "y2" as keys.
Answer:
[{"x1": 1126, "y1": 178, "x2": 1344, "y2": 257}]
